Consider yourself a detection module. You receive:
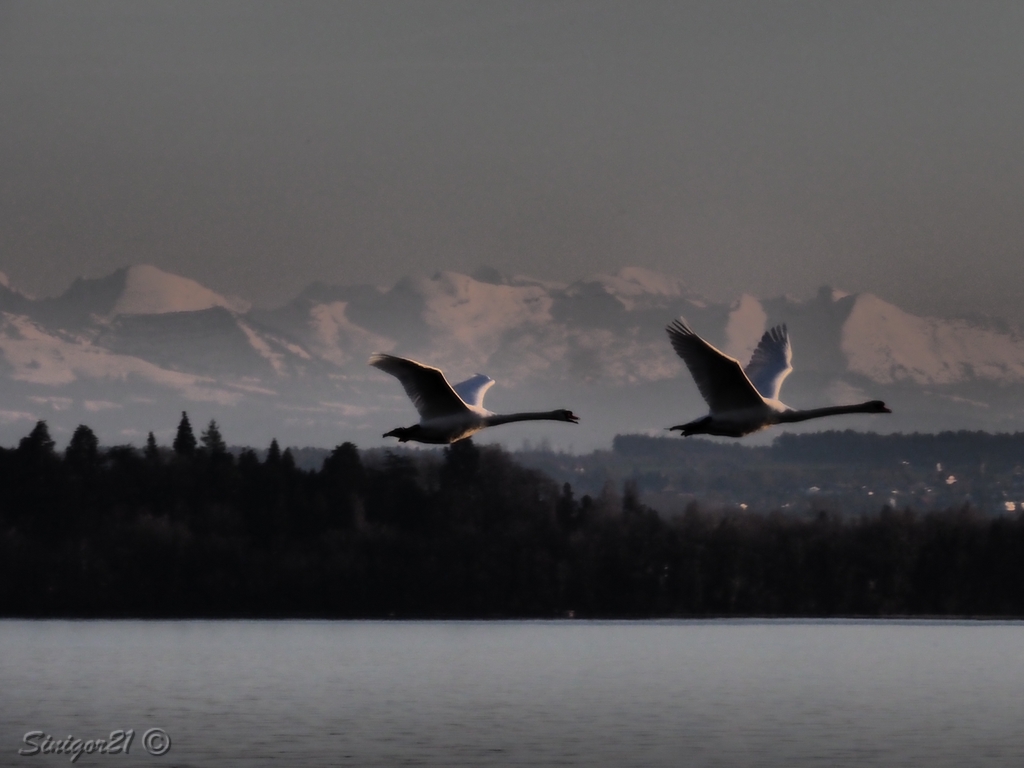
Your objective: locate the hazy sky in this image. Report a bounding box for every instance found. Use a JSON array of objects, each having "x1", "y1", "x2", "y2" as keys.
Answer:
[{"x1": 3, "y1": 1, "x2": 1023, "y2": 319}]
